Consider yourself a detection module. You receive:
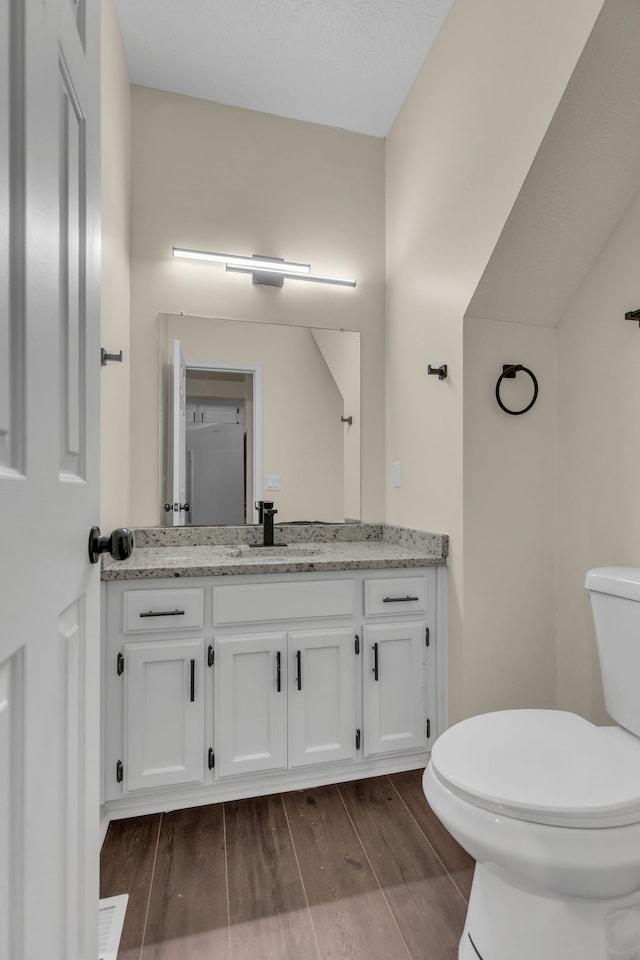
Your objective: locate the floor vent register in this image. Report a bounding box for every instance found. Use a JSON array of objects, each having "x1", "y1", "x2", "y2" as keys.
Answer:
[{"x1": 98, "y1": 894, "x2": 129, "y2": 960}]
